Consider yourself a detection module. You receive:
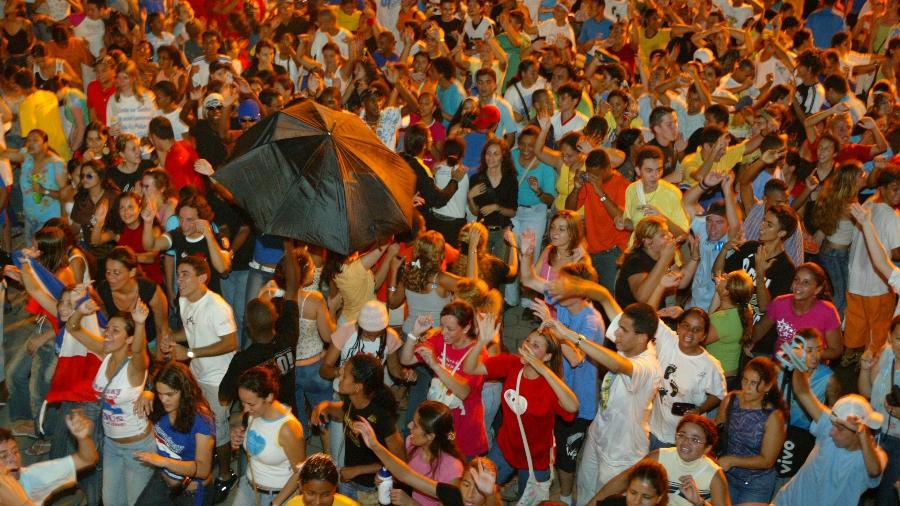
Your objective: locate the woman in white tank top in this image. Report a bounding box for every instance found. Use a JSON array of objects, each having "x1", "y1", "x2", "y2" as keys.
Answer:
[
  {"x1": 231, "y1": 365, "x2": 306, "y2": 506},
  {"x1": 592, "y1": 414, "x2": 729, "y2": 506},
  {"x1": 69, "y1": 296, "x2": 154, "y2": 506}
]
